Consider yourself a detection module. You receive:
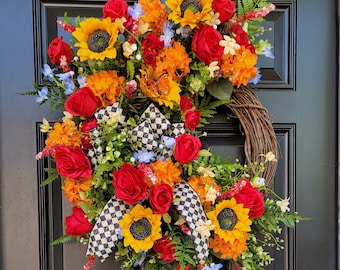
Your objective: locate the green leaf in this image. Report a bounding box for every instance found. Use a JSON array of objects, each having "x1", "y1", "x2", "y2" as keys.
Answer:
[
  {"x1": 51, "y1": 235, "x2": 73, "y2": 246},
  {"x1": 206, "y1": 78, "x2": 233, "y2": 100},
  {"x1": 40, "y1": 173, "x2": 60, "y2": 187},
  {"x1": 126, "y1": 60, "x2": 135, "y2": 80}
]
